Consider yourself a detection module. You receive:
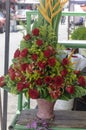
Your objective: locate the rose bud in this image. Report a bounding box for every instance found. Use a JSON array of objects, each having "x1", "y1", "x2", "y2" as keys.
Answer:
[
  {"x1": 9, "y1": 71, "x2": 16, "y2": 81},
  {"x1": 14, "y1": 49, "x2": 20, "y2": 58},
  {"x1": 0, "y1": 76, "x2": 5, "y2": 87},
  {"x1": 78, "y1": 76, "x2": 86, "y2": 87},
  {"x1": 29, "y1": 89, "x2": 39, "y2": 99},
  {"x1": 23, "y1": 34, "x2": 31, "y2": 41},
  {"x1": 74, "y1": 70, "x2": 81, "y2": 75},
  {"x1": 62, "y1": 58, "x2": 69, "y2": 66},
  {"x1": 32, "y1": 28, "x2": 39, "y2": 36},
  {"x1": 36, "y1": 39, "x2": 43, "y2": 46},
  {"x1": 20, "y1": 48, "x2": 28, "y2": 57},
  {"x1": 66, "y1": 85, "x2": 75, "y2": 94},
  {"x1": 17, "y1": 82, "x2": 24, "y2": 92}
]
